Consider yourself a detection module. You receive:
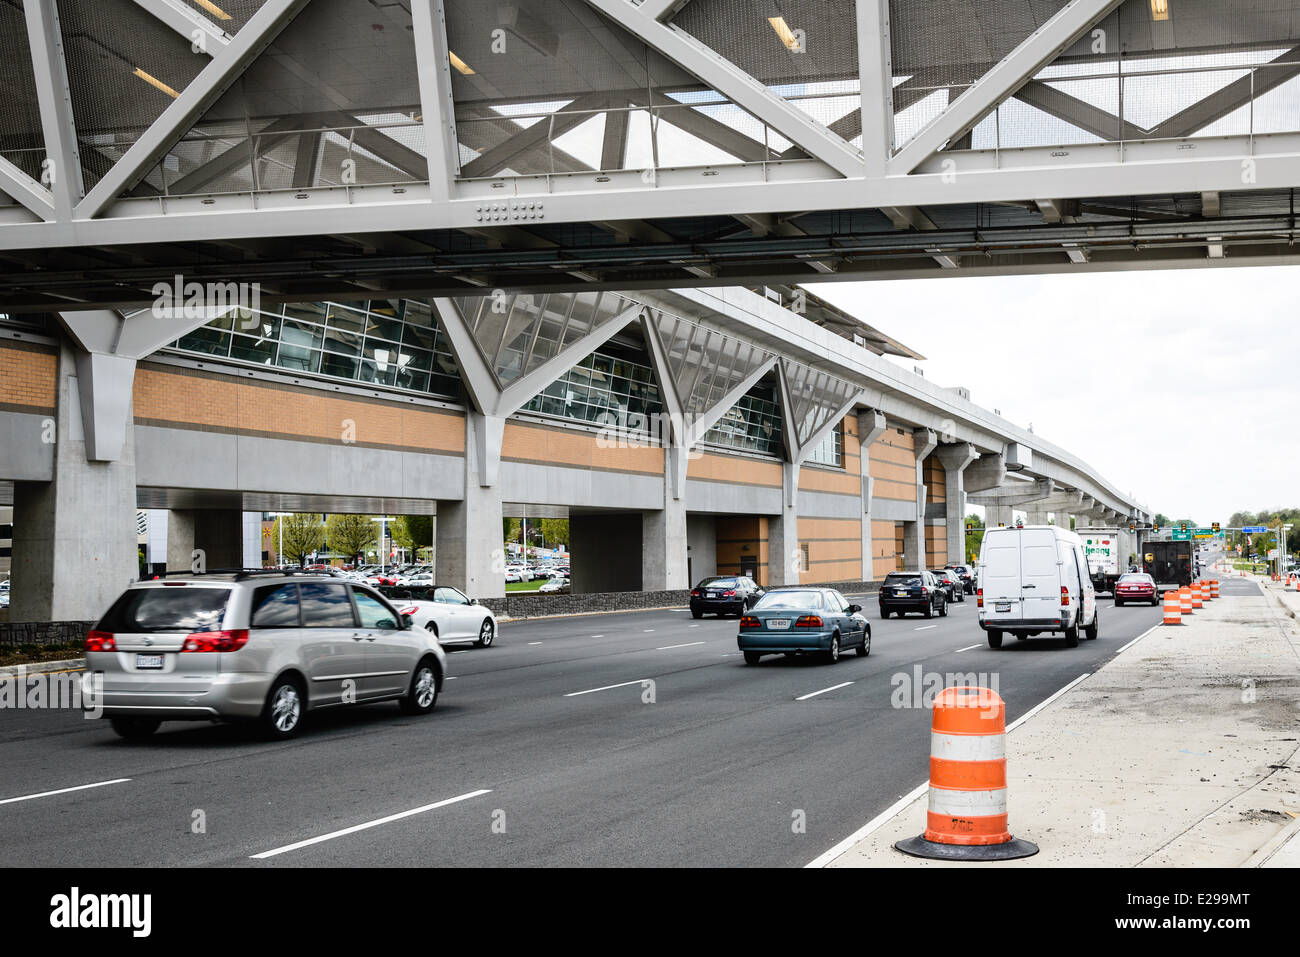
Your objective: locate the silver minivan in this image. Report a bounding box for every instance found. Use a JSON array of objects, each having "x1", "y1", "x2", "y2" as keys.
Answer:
[
  {"x1": 85, "y1": 573, "x2": 446, "y2": 739},
  {"x1": 977, "y1": 524, "x2": 1099, "y2": 648}
]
